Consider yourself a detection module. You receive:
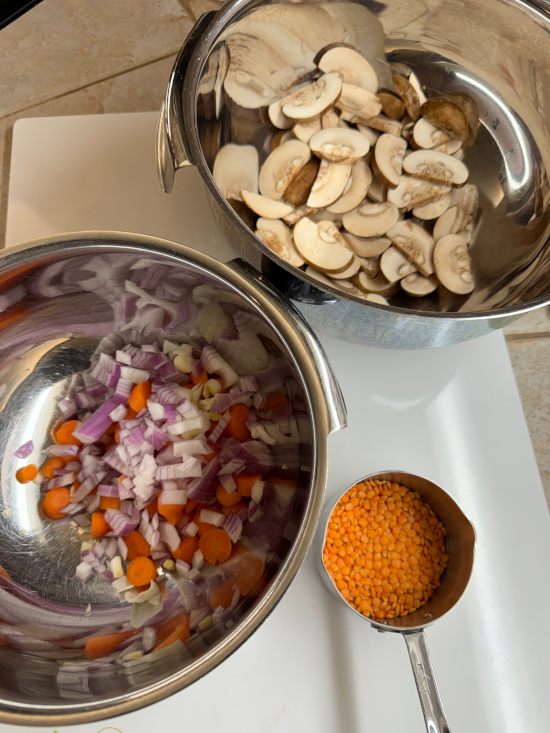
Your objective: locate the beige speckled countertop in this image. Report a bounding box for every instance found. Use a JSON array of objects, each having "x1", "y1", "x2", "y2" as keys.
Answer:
[{"x1": 2, "y1": 0, "x2": 550, "y2": 510}]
